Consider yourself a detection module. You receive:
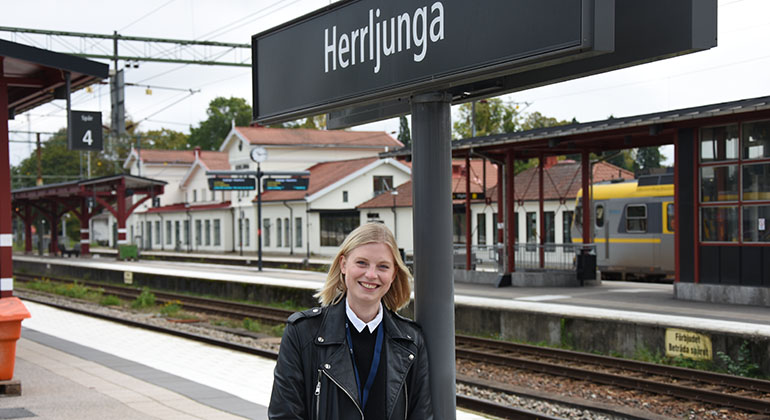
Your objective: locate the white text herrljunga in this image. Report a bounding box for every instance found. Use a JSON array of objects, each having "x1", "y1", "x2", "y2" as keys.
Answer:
[{"x1": 324, "y1": 2, "x2": 445, "y2": 74}]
